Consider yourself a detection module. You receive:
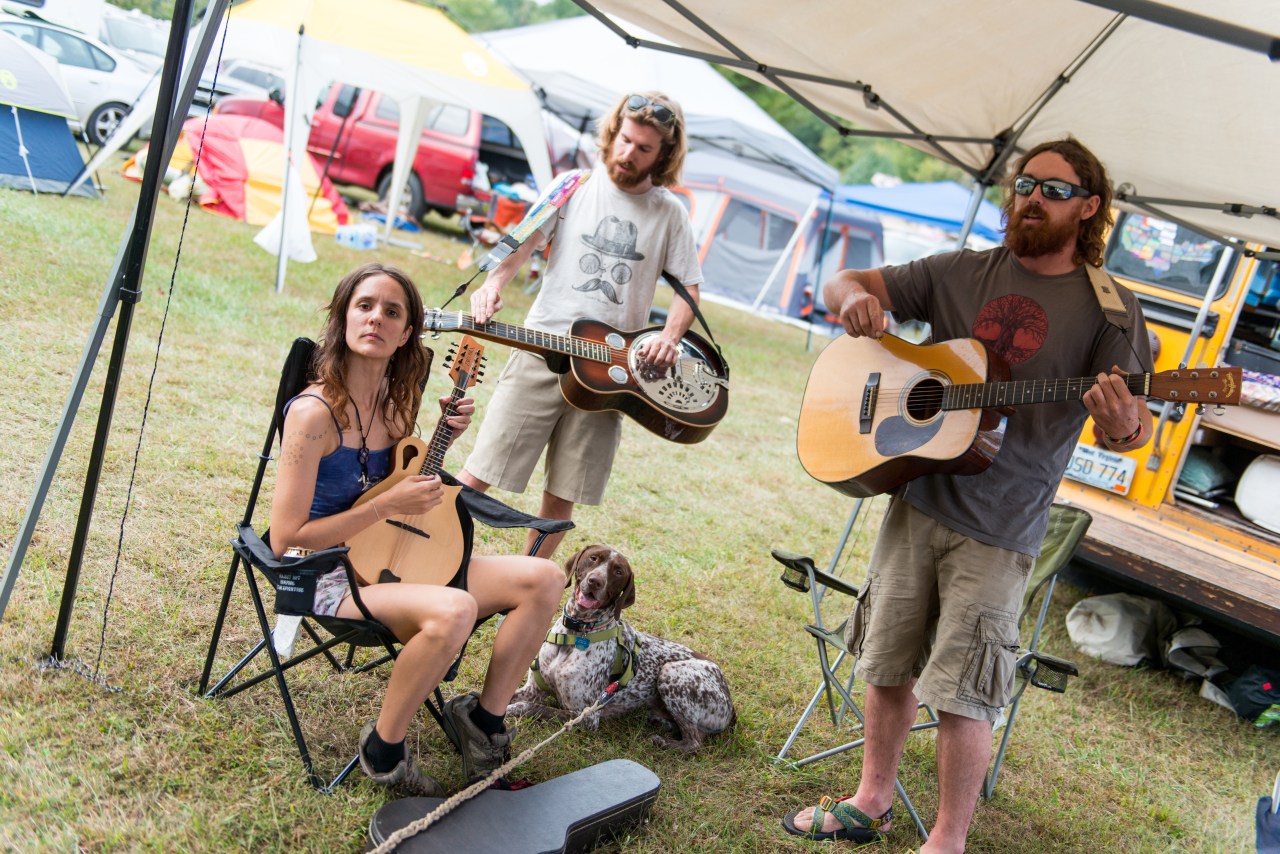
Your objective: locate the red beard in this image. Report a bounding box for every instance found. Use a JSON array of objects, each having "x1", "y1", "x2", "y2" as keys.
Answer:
[
  {"x1": 1005, "y1": 204, "x2": 1079, "y2": 259},
  {"x1": 604, "y1": 150, "x2": 649, "y2": 190}
]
